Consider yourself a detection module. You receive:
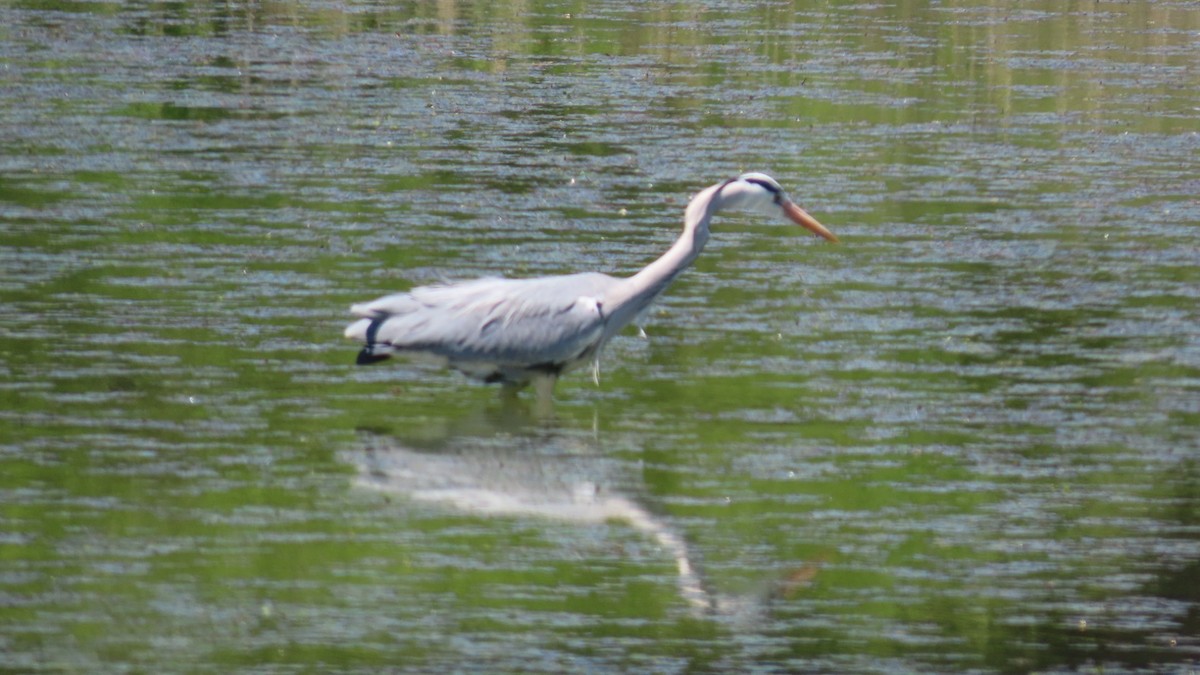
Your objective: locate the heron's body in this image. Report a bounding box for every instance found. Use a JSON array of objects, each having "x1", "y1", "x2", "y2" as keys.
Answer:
[
  {"x1": 347, "y1": 272, "x2": 616, "y2": 384},
  {"x1": 344, "y1": 173, "x2": 837, "y2": 392}
]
